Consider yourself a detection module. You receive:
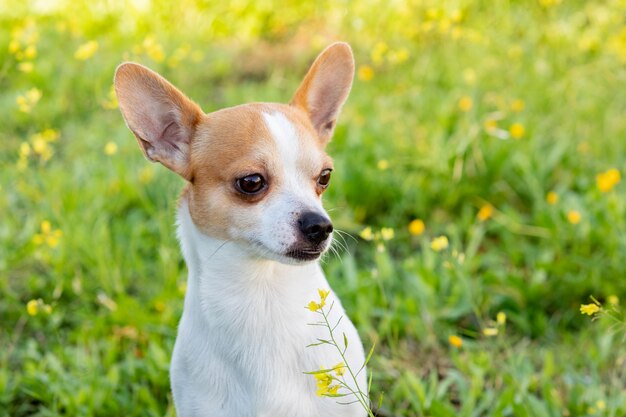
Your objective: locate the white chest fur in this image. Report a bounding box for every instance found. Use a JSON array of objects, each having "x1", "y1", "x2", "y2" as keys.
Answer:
[{"x1": 170, "y1": 201, "x2": 366, "y2": 417}]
